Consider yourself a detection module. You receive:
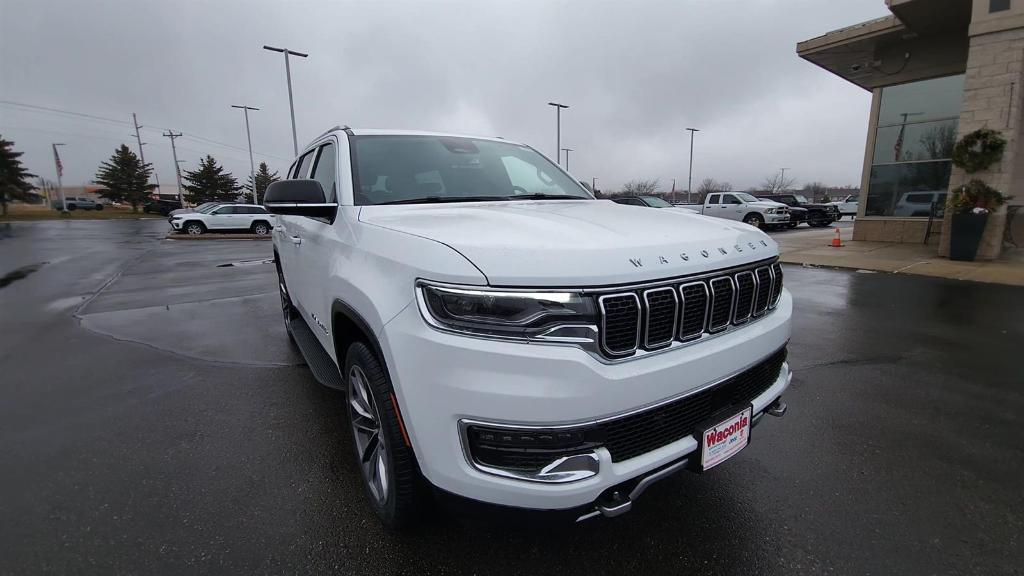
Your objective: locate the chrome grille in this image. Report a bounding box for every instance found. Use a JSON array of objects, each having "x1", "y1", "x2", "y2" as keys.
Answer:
[
  {"x1": 708, "y1": 277, "x2": 735, "y2": 332},
  {"x1": 643, "y1": 288, "x2": 678, "y2": 349},
  {"x1": 594, "y1": 259, "x2": 783, "y2": 359},
  {"x1": 733, "y1": 271, "x2": 755, "y2": 324},
  {"x1": 678, "y1": 282, "x2": 708, "y2": 340},
  {"x1": 599, "y1": 294, "x2": 640, "y2": 356},
  {"x1": 753, "y1": 267, "x2": 772, "y2": 315},
  {"x1": 770, "y1": 262, "x2": 783, "y2": 308}
]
